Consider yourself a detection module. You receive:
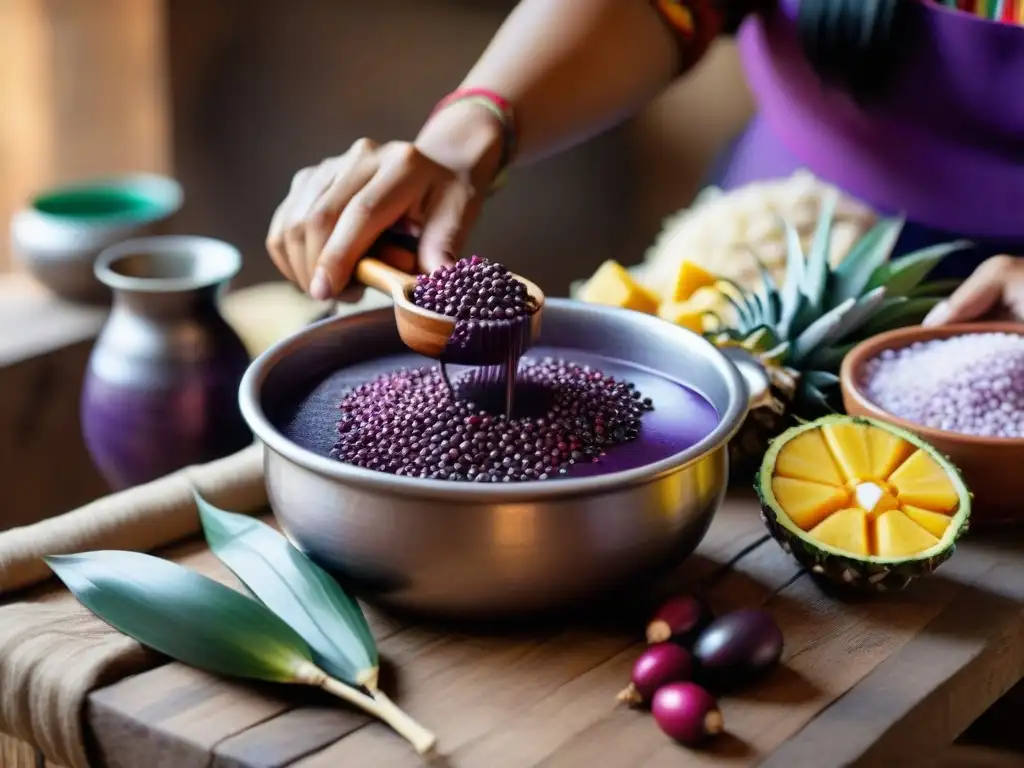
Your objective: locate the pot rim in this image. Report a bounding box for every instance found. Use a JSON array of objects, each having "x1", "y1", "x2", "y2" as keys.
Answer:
[
  {"x1": 95, "y1": 235, "x2": 243, "y2": 294},
  {"x1": 239, "y1": 298, "x2": 751, "y2": 502},
  {"x1": 840, "y1": 321, "x2": 1024, "y2": 448}
]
